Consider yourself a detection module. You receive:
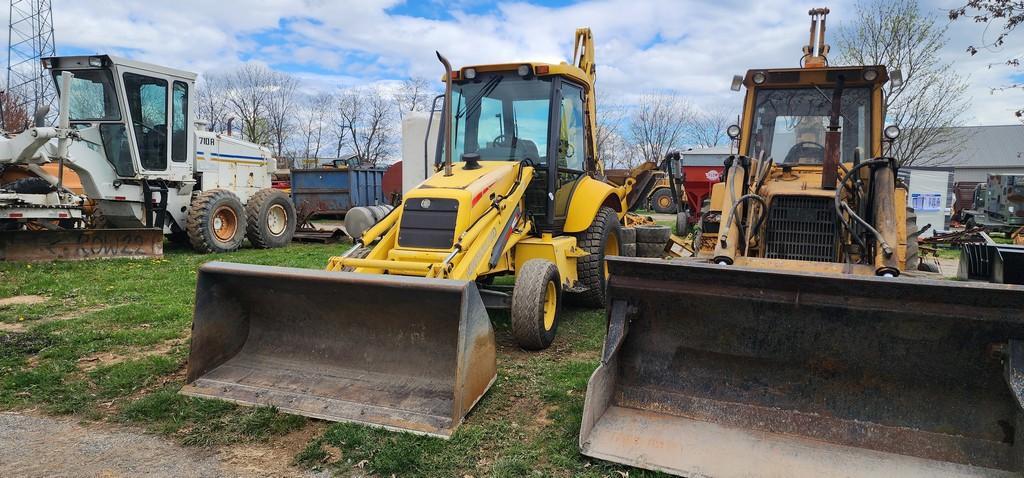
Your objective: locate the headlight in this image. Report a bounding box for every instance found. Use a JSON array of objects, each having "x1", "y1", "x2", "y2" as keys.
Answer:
[
  {"x1": 517, "y1": 64, "x2": 531, "y2": 77},
  {"x1": 463, "y1": 68, "x2": 476, "y2": 80},
  {"x1": 88, "y1": 57, "x2": 103, "y2": 68},
  {"x1": 862, "y1": 68, "x2": 878, "y2": 81},
  {"x1": 726, "y1": 125, "x2": 741, "y2": 140},
  {"x1": 884, "y1": 124, "x2": 901, "y2": 140},
  {"x1": 41, "y1": 58, "x2": 52, "y2": 69},
  {"x1": 752, "y1": 71, "x2": 767, "y2": 84}
]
